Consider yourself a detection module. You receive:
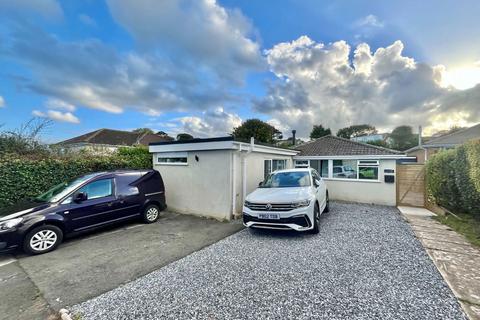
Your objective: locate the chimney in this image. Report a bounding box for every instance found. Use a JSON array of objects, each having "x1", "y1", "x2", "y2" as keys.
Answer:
[
  {"x1": 292, "y1": 130, "x2": 296, "y2": 146},
  {"x1": 418, "y1": 125, "x2": 422, "y2": 146}
]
